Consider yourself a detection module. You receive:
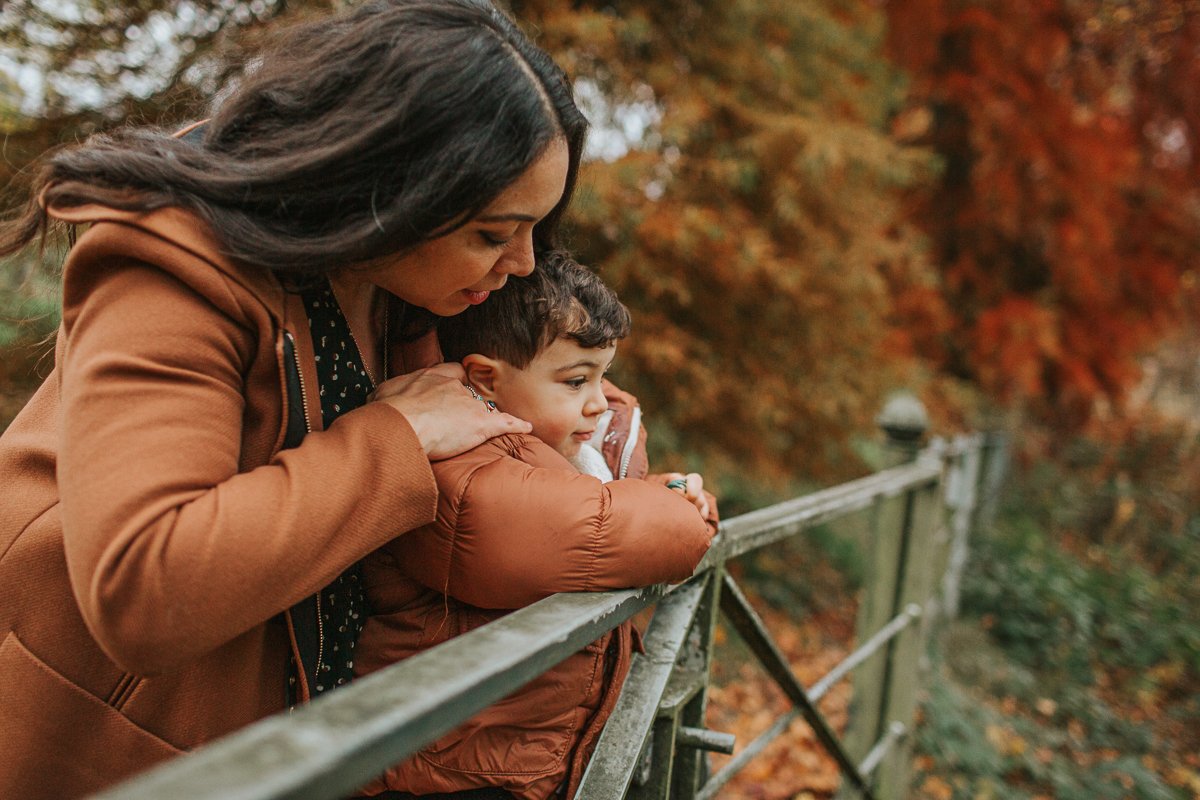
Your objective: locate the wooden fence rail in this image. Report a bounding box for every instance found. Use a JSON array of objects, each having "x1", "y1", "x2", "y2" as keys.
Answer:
[{"x1": 92, "y1": 395, "x2": 1007, "y2": 800}]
